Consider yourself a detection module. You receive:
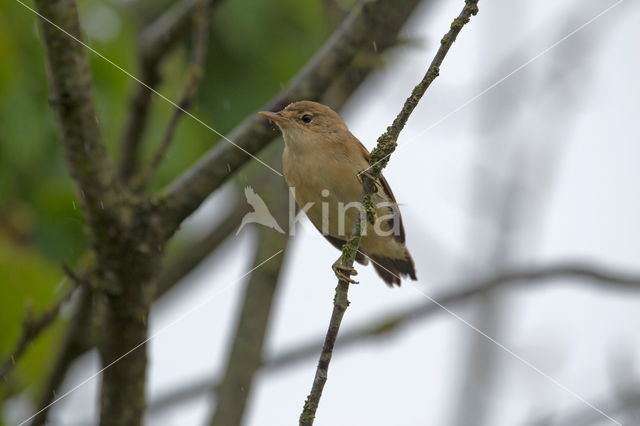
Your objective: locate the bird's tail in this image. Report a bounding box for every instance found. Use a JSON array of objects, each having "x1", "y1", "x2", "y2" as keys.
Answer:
[{"x1": 370, "y1": 250, "x2": 417, "y2": 287}]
